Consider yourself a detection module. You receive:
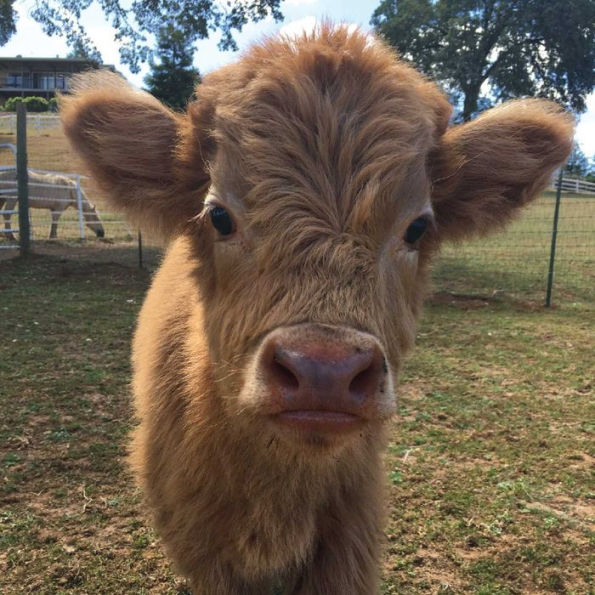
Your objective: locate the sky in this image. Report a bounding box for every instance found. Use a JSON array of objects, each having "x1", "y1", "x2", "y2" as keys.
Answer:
[{"x1": 3, "y1": 0, "x2": 594, "y2": 156}]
